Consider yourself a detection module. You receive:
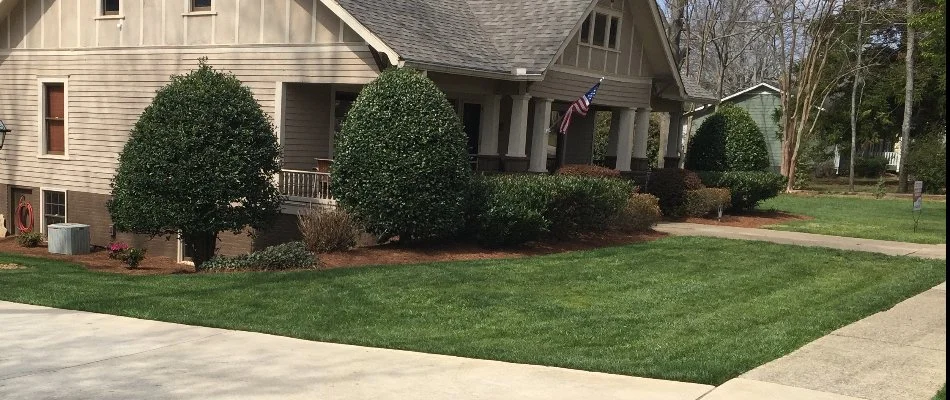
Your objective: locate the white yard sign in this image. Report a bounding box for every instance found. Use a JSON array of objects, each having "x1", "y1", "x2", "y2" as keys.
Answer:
[{"x1": 913, "y1": 181, "x2": 923, "y2": 211}]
